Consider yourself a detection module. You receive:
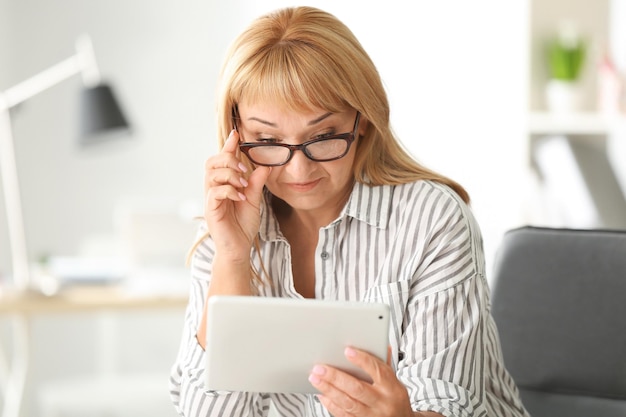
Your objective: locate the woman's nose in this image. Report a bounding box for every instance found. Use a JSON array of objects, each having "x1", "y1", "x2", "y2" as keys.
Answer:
[{"x1": 284, "y1": 148, "x2": 315, "y2": 173}]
